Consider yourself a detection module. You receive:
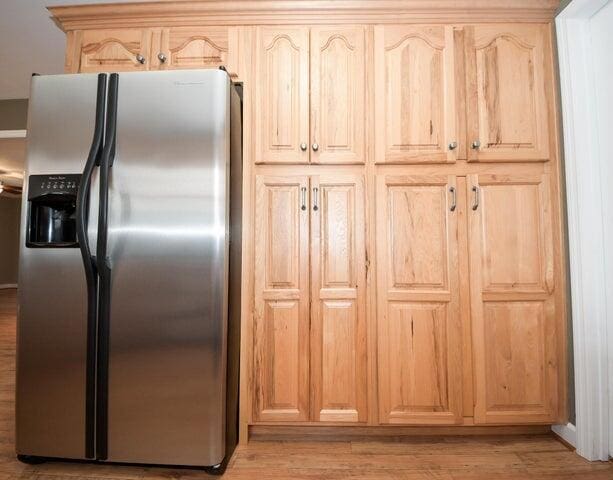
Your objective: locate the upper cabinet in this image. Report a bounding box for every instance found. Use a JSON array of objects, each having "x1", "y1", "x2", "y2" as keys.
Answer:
[
  {"x1": 310, "y1": 27, "x2": 366, "y2": 164},
  {"x1": 76, "y1": 29, "x2": 153, "y2": 73},
  {"x1": 374, "y1": 26, "x2": 457, "y2": 164},
  {"x1": 464, "y1": 25, "x2": 550, "y2": 162},
  {"x1": 254, "y1": 27, "x2": 310, "y2": 164},
  {"x1": 254, "y1": 26, "x2": 366, "y2": 165},
  {"x1": 156, "y1": 27, "x2": 230, "y2": 70},
  {"x1": 68, "y1": 27, "x2": 233, "y2": 73}
]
